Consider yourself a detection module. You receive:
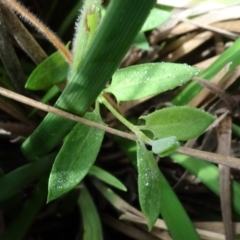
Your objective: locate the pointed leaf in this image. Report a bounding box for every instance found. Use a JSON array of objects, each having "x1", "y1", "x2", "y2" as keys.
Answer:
[
  {"x1": 25, "y1": 50, "x2": 69, "y2": 90},
  {"x1": 137, "y1": 141, "x2": 161, "y2": 230},
  {"x1": 106, "y1": 63, "x2": 199, "y2": 103},
  {"x1": 47, "y1": 110, "x2": 105, "y2": 202},
  {"x1": 140, "y1": 106, "x2": 215, "y2": 141},
  {"x1": 151, "y1": 136, "x2": 180, "y2": 157},
  {"x1": 89, "y1": 165, "x2": 127, "y2": 191}
]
